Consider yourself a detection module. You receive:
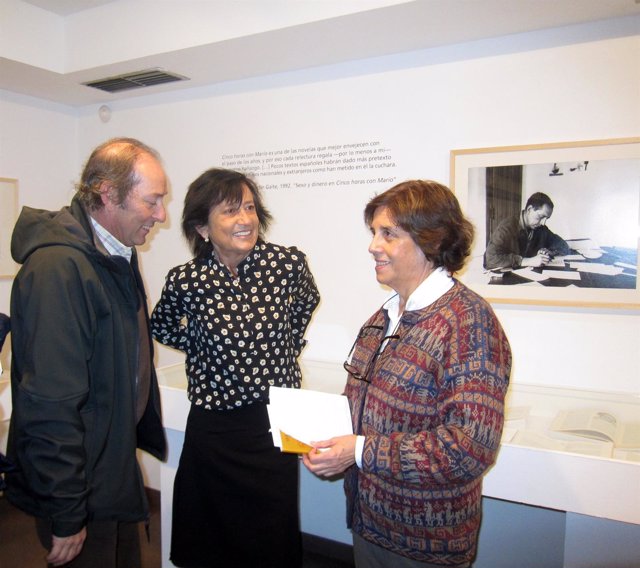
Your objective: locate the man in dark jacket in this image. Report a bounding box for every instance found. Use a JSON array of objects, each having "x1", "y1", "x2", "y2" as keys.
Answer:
[
  {"x1": 6, "y1": 138, "x2": 168, "y2": 567},
  {"x1": 484, "y1": 191, "x2": 570, "y2": 270}
]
